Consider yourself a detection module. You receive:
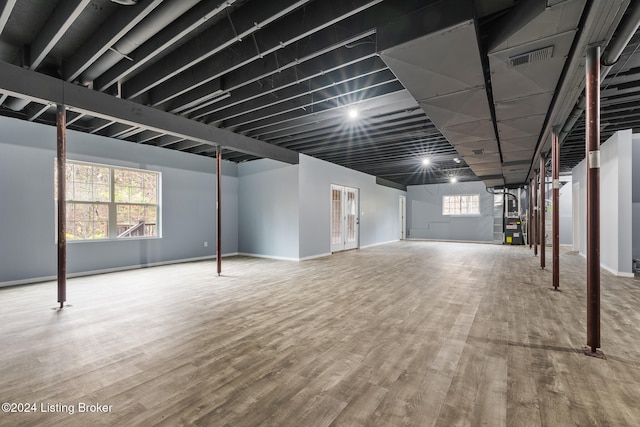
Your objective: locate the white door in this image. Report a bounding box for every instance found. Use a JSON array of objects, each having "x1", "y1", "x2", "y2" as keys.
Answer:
[
  {"x1": 399, "y1": 195, "x2": 406, "y2": 239},
  {"x1": 331, "y1": 185, "x2": 359, "y2": 252}
]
